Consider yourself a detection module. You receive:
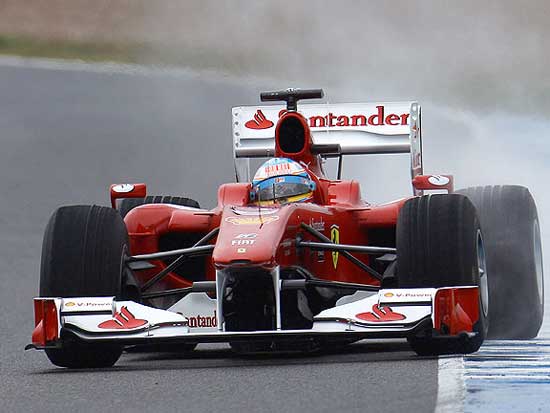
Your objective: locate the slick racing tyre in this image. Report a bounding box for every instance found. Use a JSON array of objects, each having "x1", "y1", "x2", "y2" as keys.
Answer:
[
  {"x1": 397, "y1": 194, "x2": 488, "y2": 355},
  {"x1": 118, "y1": 195, "x2": 200, "y2": 218},
  {"x1": 40, "y1": 205, "x2": 128, "y2": 368},
  {"x1": 456, "y1": 185, "x2": 544, "y2": 339}
]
